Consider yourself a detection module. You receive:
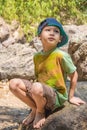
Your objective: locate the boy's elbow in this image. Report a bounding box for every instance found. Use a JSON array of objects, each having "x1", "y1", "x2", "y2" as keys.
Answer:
[
  {"x1": 72, "y1": 71, "x2": 78, "y2": 83},
  {"x1": 69, "y1": 70, "x2": 78, "y2": 81},
  {"x1": 75, "y1": 71, "x2": 78, "y2": 80}
]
